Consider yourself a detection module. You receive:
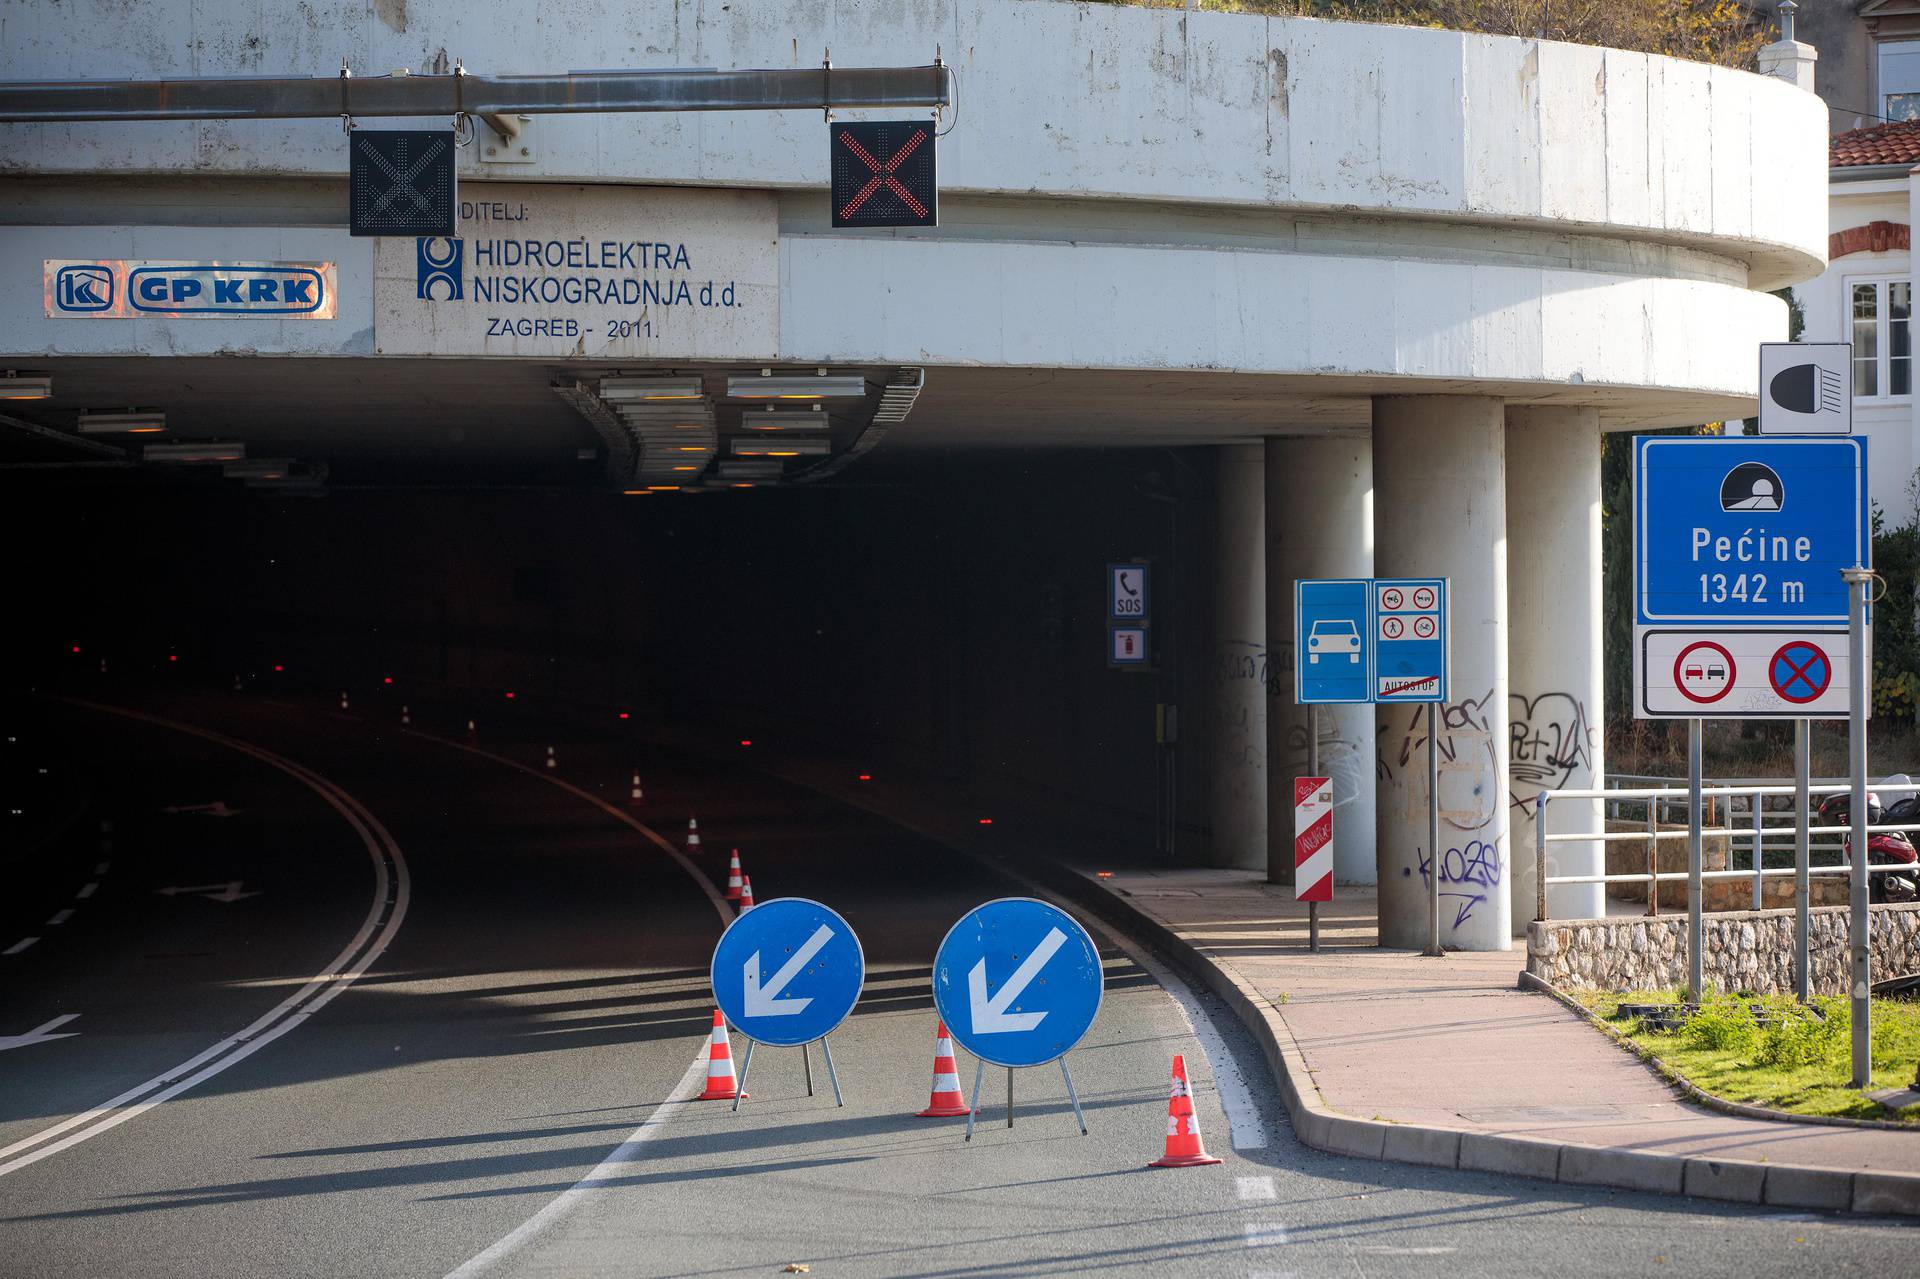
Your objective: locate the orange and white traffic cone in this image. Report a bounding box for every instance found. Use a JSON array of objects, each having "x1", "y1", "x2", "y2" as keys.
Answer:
[
  {"x1": 686, "y1": 816, "x2": 703, "y2": 854},
  {"x1": 916, "y1": 1021, "x2": 973, "y2": 1117},
  {"x1": 737, "y1": 874, "x2": 755, "y2": 913},
  {"x1": 1149, "y1": 1054, "x2": 1222, "y2": 1167},
  {"x1": 725, "y1": 850, "x2": 744, "y2": 900},
  {"x1": 699, "y1": 1010, "x2": 744, "y2": 1100},
  {"x1": 628, "y1": 771, "x2": 644, "y2": 804},
  {"x1": 546, "y1": 745, "x2": 557, "y2": 770}
]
